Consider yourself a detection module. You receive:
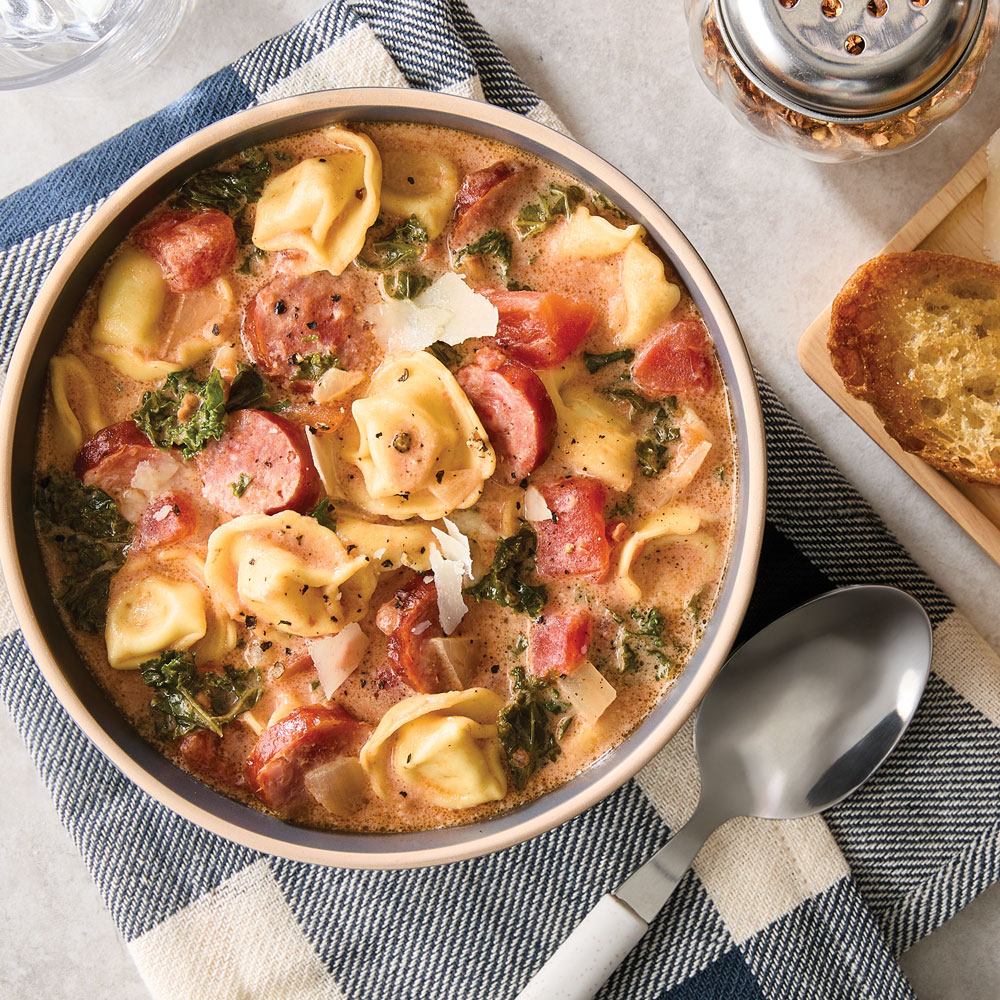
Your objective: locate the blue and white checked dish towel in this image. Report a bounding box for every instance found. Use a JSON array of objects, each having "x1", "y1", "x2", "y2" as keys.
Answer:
[{"x1": 2, "y1": 3, "x2": 1000, "y2": 998}]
